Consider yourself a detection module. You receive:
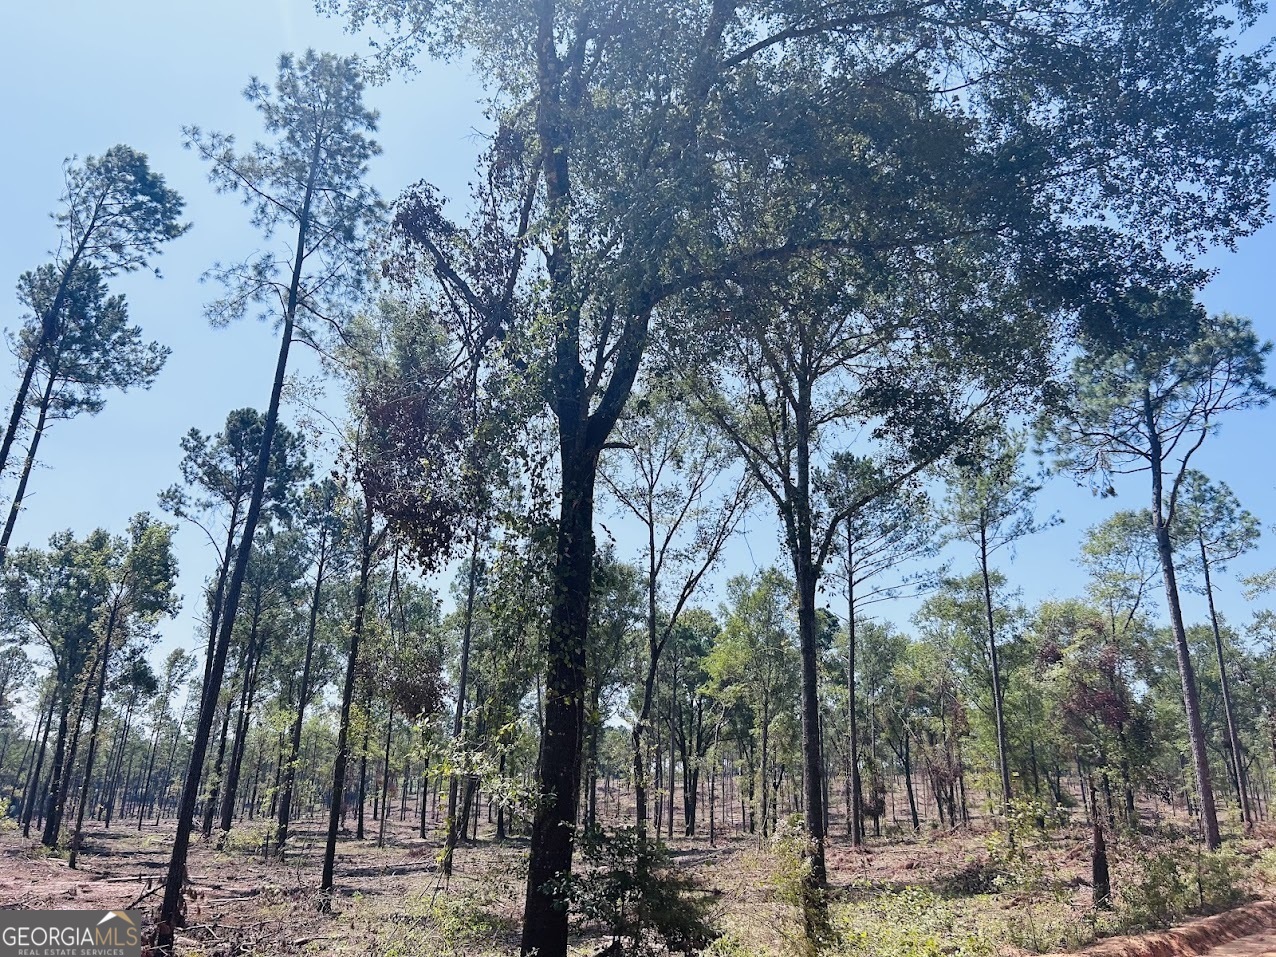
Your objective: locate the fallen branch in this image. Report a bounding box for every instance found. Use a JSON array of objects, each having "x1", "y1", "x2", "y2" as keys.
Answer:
[{"x1": 127, "y1": 885, "x2": 160, "y2": 910}]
